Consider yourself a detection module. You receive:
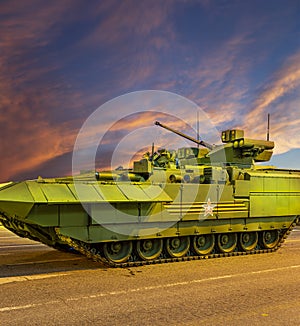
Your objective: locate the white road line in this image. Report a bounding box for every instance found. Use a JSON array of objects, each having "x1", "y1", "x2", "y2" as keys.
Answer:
[
  {"x1": 4, "y1": 257, "x2": 84, "y2": 266},
  {"x1": 0, "y1": 272, "x2": 68, "y2": 286},
  {"x1": 0, "y1": 244, "x2": 46, "y2": 249},
  {"x1": 0, "y1": 301, "x2": 62, "y2": 313},
  {"x1": 1, "y1": 264, "x2": 300, "y2": 313}
]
